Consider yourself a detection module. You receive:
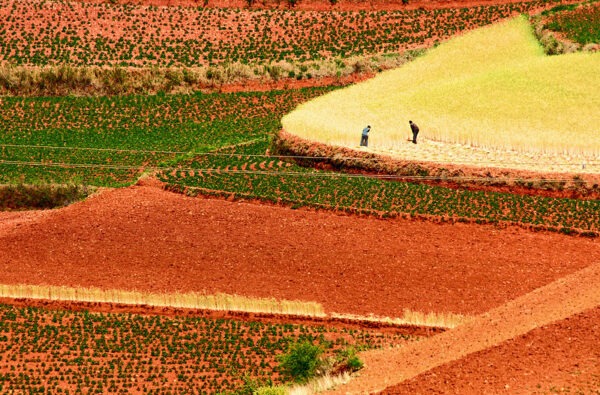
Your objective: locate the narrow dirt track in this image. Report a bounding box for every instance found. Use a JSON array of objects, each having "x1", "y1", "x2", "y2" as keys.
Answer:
[
  {"x1": 0, "y1": 180, "x2": 598, "y2": 319},
  {"x1": 327, "y1": 260, "x2": 600, "y2": 394}
]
